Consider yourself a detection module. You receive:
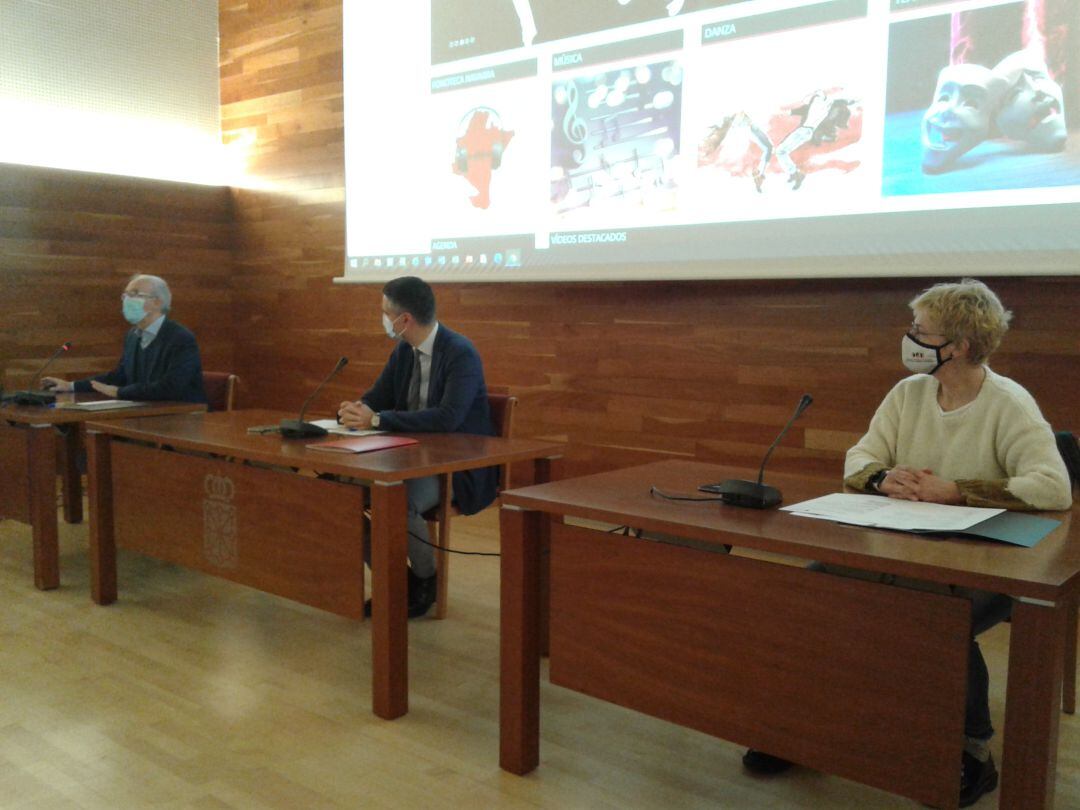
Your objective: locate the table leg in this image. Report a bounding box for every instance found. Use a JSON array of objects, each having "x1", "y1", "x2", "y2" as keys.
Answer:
[
  {"x1": 27, "y1": 424, "x2": 59, "y2": 590},
  {"x1": 60, "y1": 425, "x2": 83, "y2": 524},
  {"x1": 1064, "y1": 595, "x2": 1077, "y2": 715},
  {"x1": 500, "y1": 505, "x2": 543, "y2": 775},
  {"x1": 1000, "y1": 597, "x2": 1064, "y2": 809},
  {"x1": 533, "y1": 456, "x2": 559, "y2": 658},
  {"x1": 370, "y1": 480, "x2": 408, "y2": 719},
  {"x1": 87, "y1": 430, "x2": 117, "y2": 605}
]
